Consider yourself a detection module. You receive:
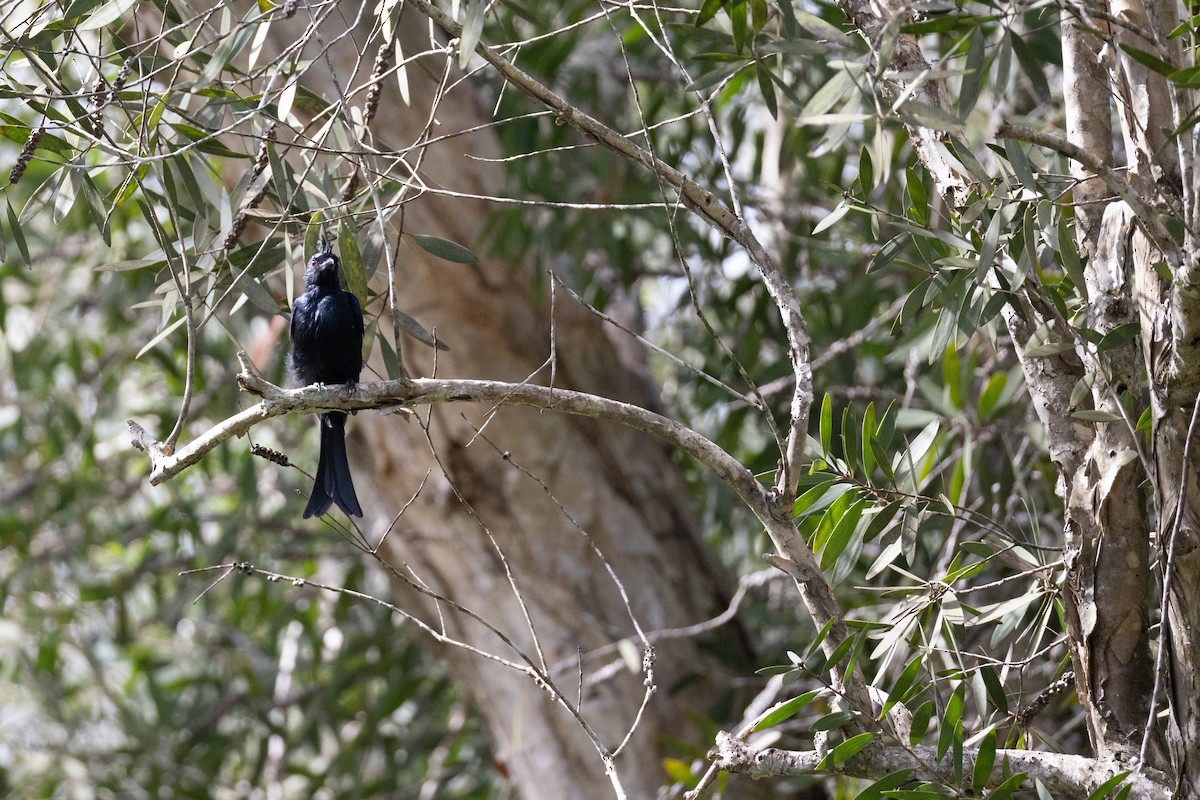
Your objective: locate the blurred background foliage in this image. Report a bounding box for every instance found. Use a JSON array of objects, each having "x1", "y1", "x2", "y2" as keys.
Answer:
[{"x1": 0, "y1": 0, "x2": 1079, "y2": 796}]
